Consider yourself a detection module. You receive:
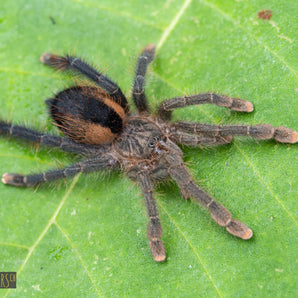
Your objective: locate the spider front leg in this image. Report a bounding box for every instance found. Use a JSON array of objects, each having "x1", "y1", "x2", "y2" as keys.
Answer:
[
  {"x1": 40, "y1": 52, "x2": 129, "y2": 112},
  {"x1": 136, "y1": 171, "x2": 166, "y2": 262},
  {"x1": 172, "y1": 122, "x2": 298, "y2": 144},
  {"x1": 165, "y1": 154, "x2": 252, "y2": 240},
  {"x1": 132, "y1": 44, "x2": 155, "y2": 113},
  {"x1": 158, "y1": 93, "x2": 253, "y2": 121},
  {"x1": 2, "y1": 156, "x2": 118, "y2": 187},
  {"x1": 0, "y1": 120, "x2": 109, "y2": 155}
]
